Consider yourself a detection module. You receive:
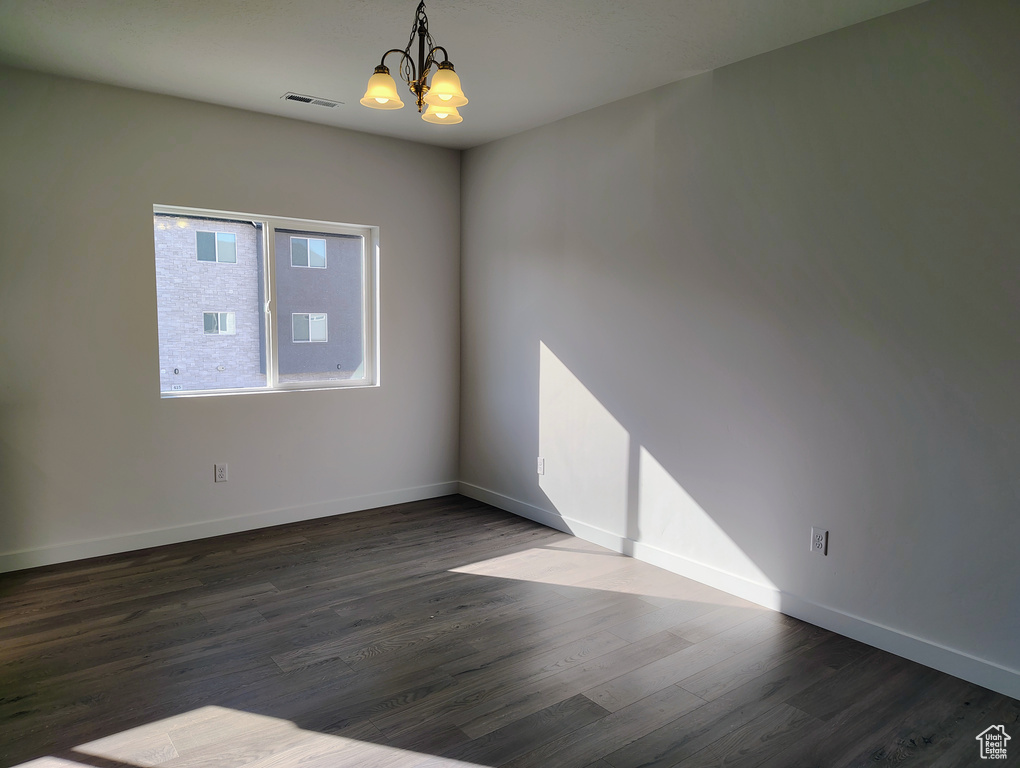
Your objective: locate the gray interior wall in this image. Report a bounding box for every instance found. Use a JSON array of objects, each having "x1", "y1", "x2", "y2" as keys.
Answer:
[
  {"x1": 460, "y1": 0, "x2": 1019, "y2": 691},
  {"x1": 0, "y1": 65, "x2": 461, "y2": 566}
]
